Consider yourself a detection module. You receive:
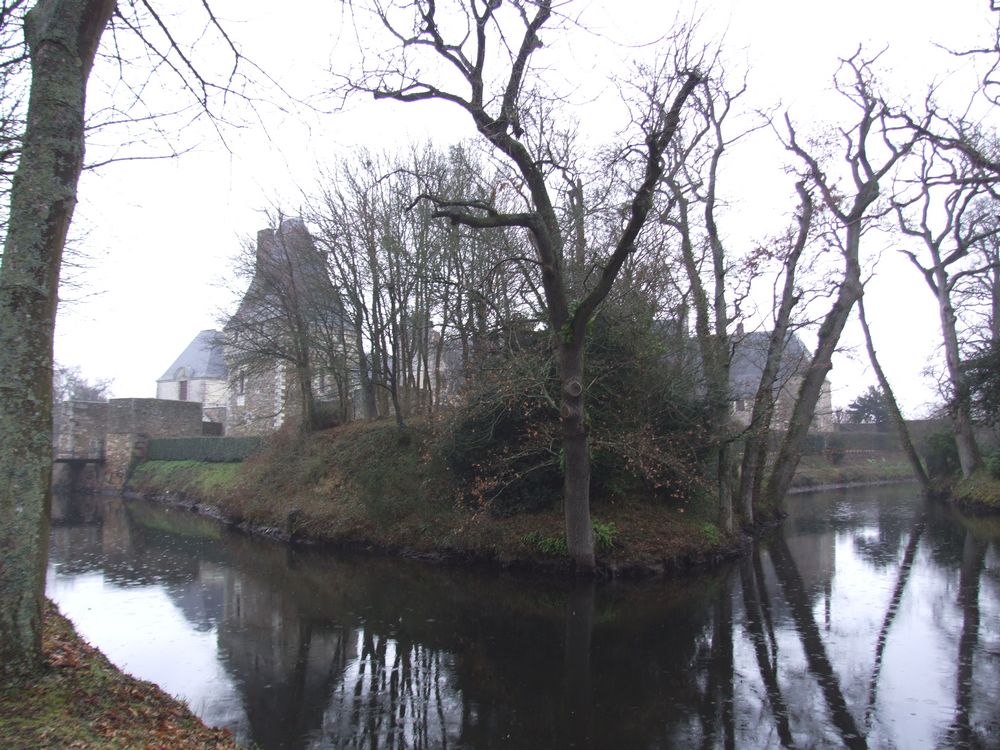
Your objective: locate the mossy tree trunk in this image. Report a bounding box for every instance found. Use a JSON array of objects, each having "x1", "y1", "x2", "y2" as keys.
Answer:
[{"x1": 0, "y1": 0, "x2": 113, "y2": 678}]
